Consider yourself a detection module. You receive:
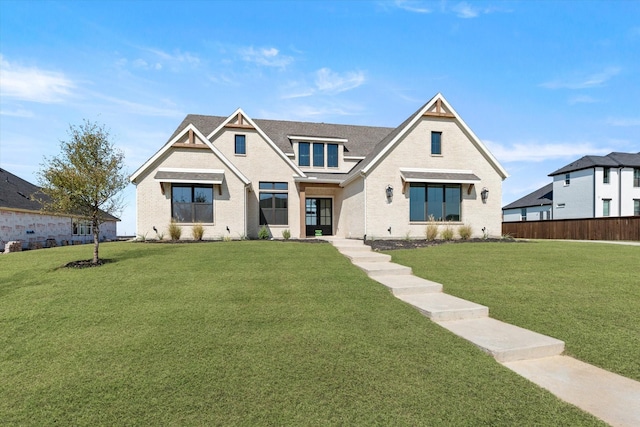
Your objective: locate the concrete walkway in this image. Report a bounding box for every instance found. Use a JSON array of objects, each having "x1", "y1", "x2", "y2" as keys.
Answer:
[{"x1": 326, "y1": 237, "x2": 640, "y2": 427}]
